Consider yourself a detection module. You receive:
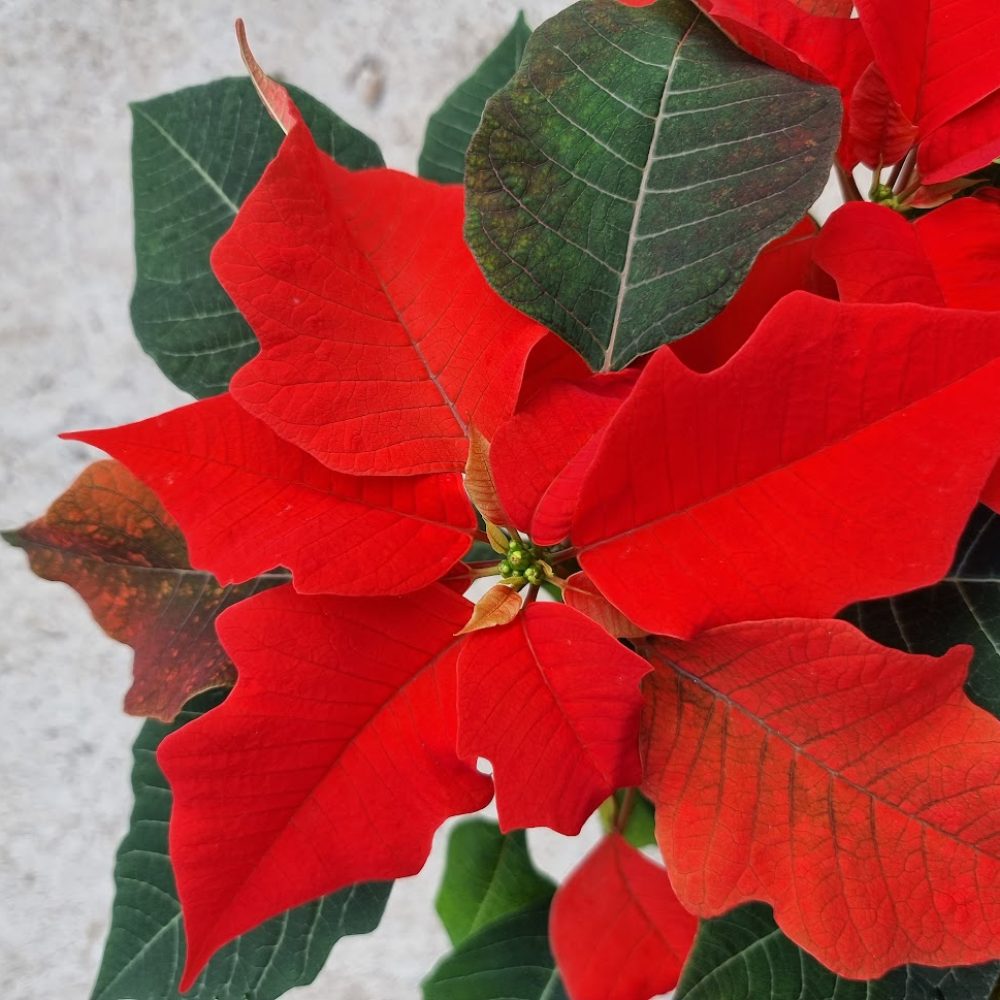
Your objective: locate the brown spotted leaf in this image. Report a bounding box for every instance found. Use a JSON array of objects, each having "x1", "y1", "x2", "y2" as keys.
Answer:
[{"x1": 3, "y1": 460, "x2": 281, "y2": 721}]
